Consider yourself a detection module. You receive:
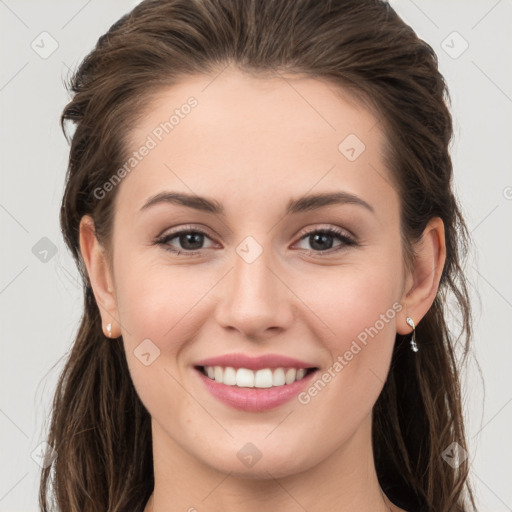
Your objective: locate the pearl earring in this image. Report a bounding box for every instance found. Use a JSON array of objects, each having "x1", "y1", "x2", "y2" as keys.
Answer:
[
  {"x1": 405, "y1": 317, "x2": 418, "y2": 352},
  {"x1": 106, "y1": 323, "x2": 112, "y2": 338}
]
